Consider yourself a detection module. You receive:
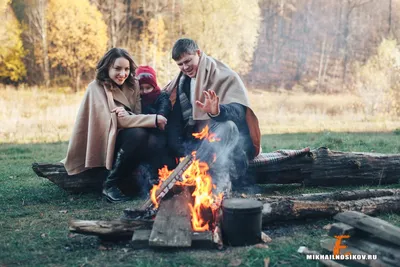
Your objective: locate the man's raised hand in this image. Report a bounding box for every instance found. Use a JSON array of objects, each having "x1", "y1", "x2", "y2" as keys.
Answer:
[{"x1": 195, "y1": 90, "x2": 220, "y2": 116}]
